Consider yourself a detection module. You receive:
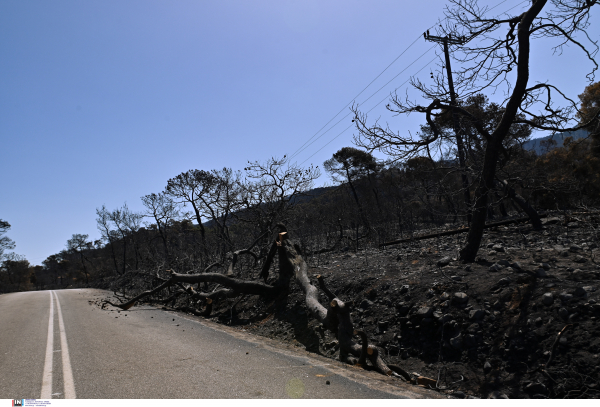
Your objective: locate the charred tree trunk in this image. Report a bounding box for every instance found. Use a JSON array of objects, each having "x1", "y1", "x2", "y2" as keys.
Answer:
[{"x1": 460, "y1": 138, "x2": 501, "y2": 262}]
